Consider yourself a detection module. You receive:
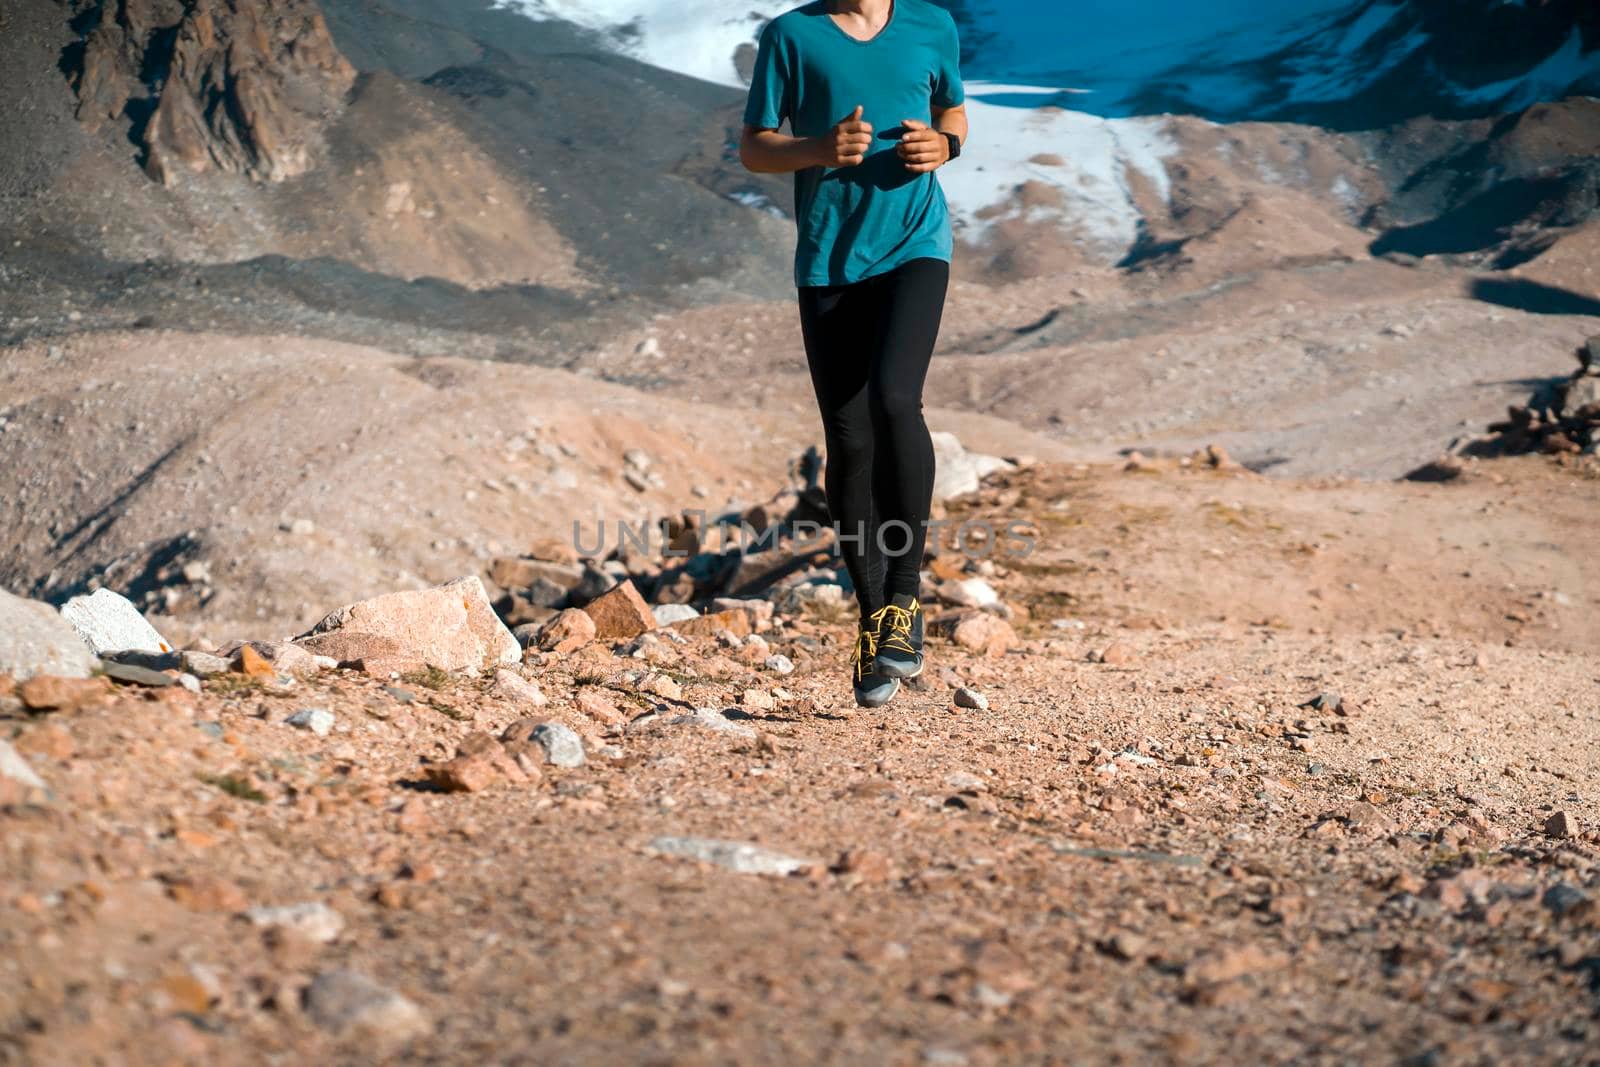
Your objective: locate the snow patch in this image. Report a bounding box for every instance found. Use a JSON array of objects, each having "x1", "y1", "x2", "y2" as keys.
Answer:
[
  {"x1": 728, "y1": 189, "x2": 787, "y2": 219},
  {"x1": 940, "y1": 87, "x2": 1178, "y2": 253},
  {"x1": 494, "y1": 0, "x2": 782, "y2": 86}
]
